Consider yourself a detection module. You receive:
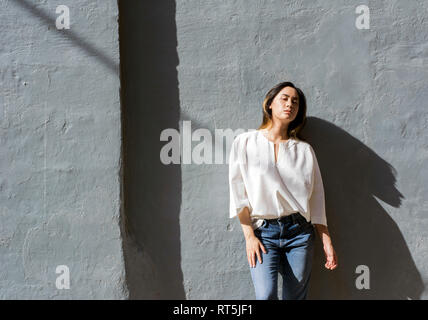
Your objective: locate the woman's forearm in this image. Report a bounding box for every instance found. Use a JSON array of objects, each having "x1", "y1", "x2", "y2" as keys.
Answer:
[
  {"x1": 313, "y1": 224, "x2": 332, "y2": 247},
  {"x1": 237, "y1": 207, "x2": 256, "y2": 240},
  {"x1": 314, "y1": 223, "x2": 338, "y2": 270}
]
